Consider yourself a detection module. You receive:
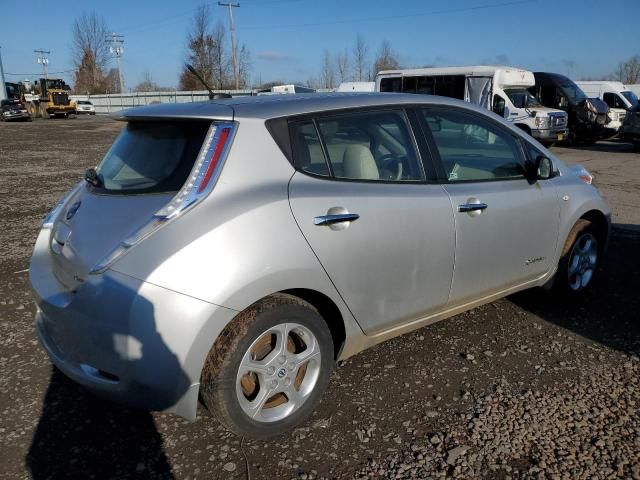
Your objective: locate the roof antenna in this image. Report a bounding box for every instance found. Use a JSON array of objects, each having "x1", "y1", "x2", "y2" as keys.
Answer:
[{"x1": 185, "y1": 63, "x2": 231, "y2": 100}]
